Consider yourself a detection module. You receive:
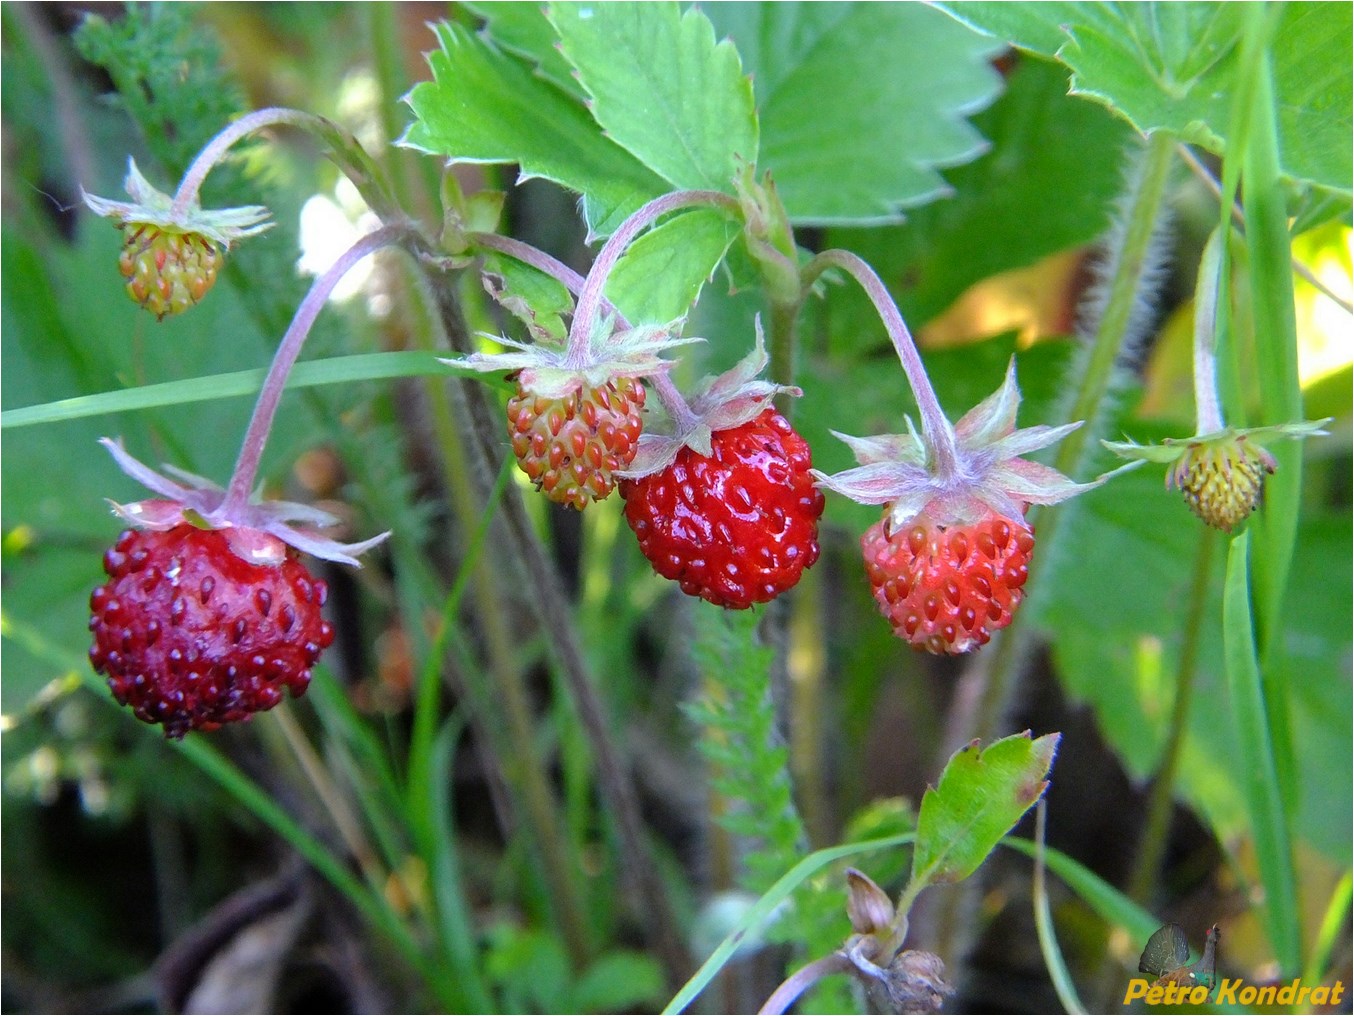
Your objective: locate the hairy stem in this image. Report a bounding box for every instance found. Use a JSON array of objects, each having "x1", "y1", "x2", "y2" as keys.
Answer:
[
  {"x1": 220, "y1": 222, "x2": 413, "y2": 517},
  {"x1": 1192, "y1": 230, "x2": 1227, "y2": 435},
  {"x1": 802, "y1": 249, "x2": 959, "y2": 480},
  {"x1": 410, "y1": 237, "x2": 692, "y2": 986},
  {"x1": 966, "y1": 129, "x2": 1177, "y2": 745},
  {"x1": 171, "y1": 107, "x2": 313, "y2": 217},
  {"x1": 566, "y1": 190, "x2": 740, "y2": 366}
]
